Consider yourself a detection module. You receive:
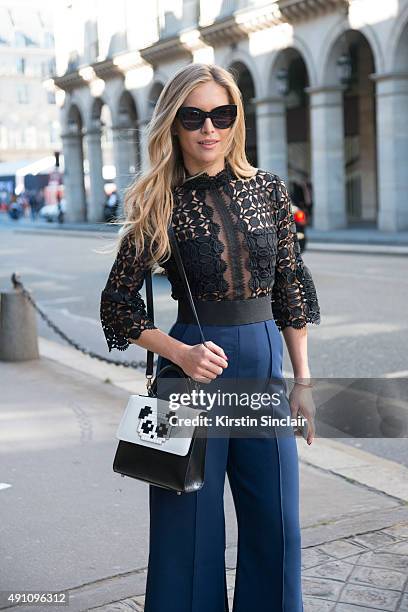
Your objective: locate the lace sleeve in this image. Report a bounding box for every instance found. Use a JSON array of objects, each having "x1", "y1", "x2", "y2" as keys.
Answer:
[
  {"x1": 99, "y1": 232, "x2": 157, "y2": 351},
  {"x1": 271, "y1": 176, "x2": 321, "y2": 331}
]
